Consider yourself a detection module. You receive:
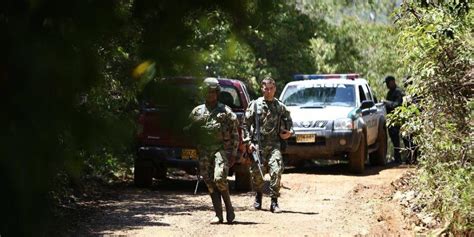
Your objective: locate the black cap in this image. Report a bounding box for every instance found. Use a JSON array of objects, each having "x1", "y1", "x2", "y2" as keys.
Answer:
[{"x1": 384, "y1": 76, "x2": 395, "y2": 83}]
